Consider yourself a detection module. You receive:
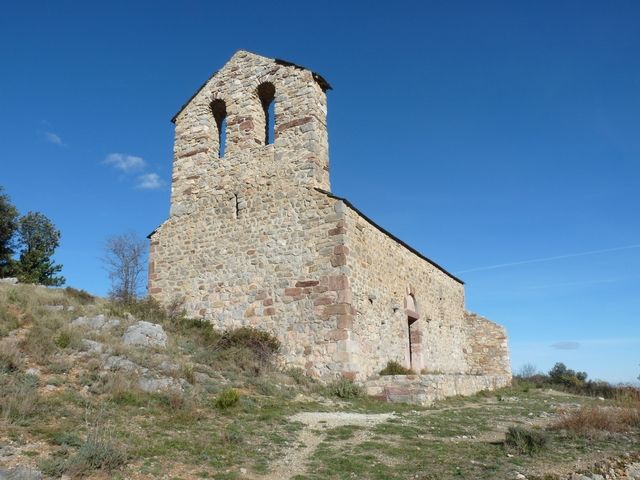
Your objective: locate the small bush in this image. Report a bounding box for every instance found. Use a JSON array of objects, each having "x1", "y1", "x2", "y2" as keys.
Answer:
[
  {"x1": 215, "y1": 388, "x2": 240, "y2": 409},
  {"x1": 328, "y1": 379, "x2": 364, "y2": 399},
  {"x1": 64, "y1": 286, "x2": 94, "y2": 304},
  {"x1": 65, "y1": 429, "x2": 127, "y2": 477},
  {"x1": 50, "y1": 431, "x2": 83, "y2": 447},
  {"x1": 181, "y1": 363, "x2": 196, "y2": 385},
  {"x1": 216, "y1": 327, "x2": 280, "y2": 362},
  {"x1": 286, "y1": 367, "x2": 311, "y2": 386},
  {"x1": 505, "y1": 426, "x2": 548, "y2": 454},
  {"x1": 380, "y1": 360, "x2": 414, "y2": 376},
  {"x1": 39, "y1": 454, "x2": 68, "y2": 478}
]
